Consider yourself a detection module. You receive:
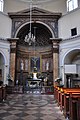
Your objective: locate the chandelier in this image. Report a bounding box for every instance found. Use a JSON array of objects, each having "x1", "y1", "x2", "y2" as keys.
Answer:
[{"x1": 24, "y1": 0, "x2": 35, "y2": 45}]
